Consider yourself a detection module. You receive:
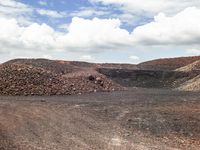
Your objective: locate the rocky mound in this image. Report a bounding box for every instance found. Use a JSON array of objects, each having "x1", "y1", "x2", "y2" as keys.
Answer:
[
  {"x1": 0, "y1": 63, "x2": 123, "y2": 96},
  {"x1": 4, "y1": 59, "x2": 83, "y2": 74},
  {"x1": 176, "y1": 60, "x2": 200, "y2": 72},
  {"x1": 174, "y1": 60, "x2": 200, "y2": 91},
  {"x1": 138, "y1": 56, "x2": 200, "y2": 71},
  {"x1": 0, "y1": 64, "x2": 62, "y2": 95},
  {"x1": 177, "y1": 75, "x2": 200, "y2": 91}
]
